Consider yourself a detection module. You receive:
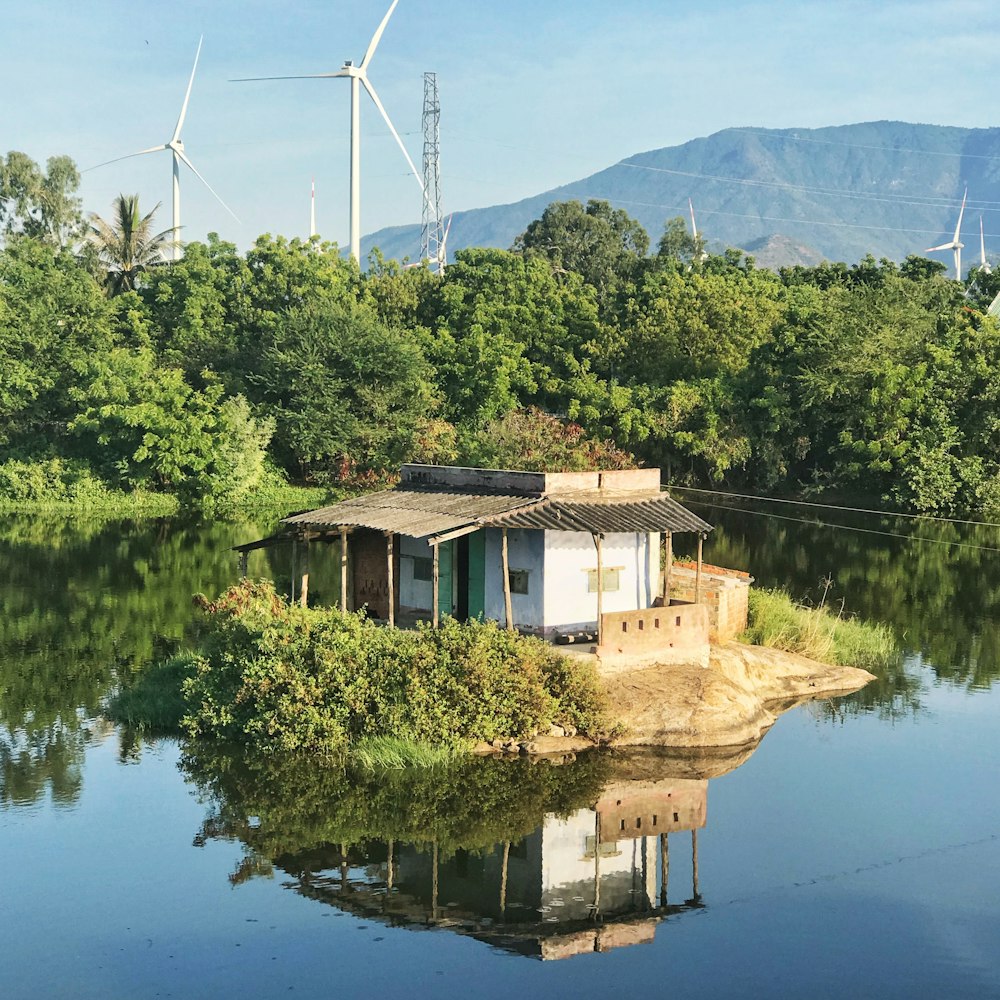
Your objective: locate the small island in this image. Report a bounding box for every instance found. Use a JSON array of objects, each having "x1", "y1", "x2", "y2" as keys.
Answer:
[{"x1": 113, "y1": 463, "x2": 884, "y2": 762}]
